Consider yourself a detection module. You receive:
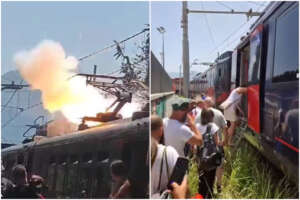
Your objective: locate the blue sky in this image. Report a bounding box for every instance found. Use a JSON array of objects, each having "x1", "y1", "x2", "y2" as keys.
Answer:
[
  {"x1": 151, "y1": 1, "x2": 268, "y2": 77},
  {"x1": 2, "y1": 1, "x2": 149, "y2": 75}
]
